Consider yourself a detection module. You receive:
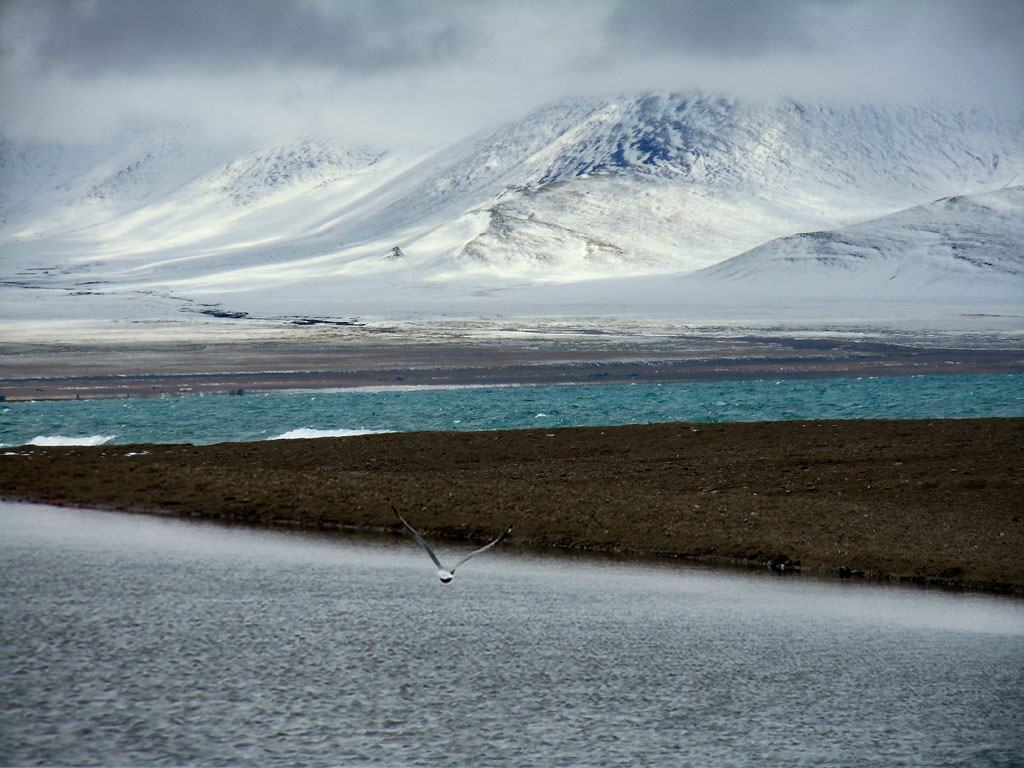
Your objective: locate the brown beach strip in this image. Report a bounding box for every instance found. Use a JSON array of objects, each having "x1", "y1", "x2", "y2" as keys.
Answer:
[
  {"x1": 3, "y1": 338, "x2": 1023, "y2": 400},
  {"x1": 2, "y1": 417, "x2": 1022, "y2": 594}
]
